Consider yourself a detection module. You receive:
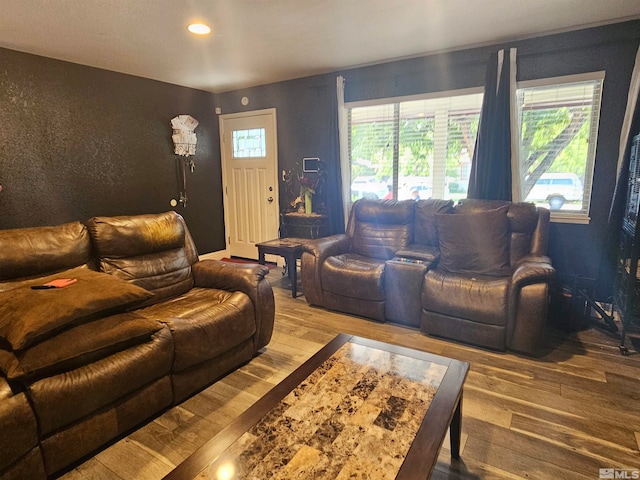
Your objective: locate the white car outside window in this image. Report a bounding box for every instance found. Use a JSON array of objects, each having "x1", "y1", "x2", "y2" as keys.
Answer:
[{"x1": 525, "y1": 173, "x2": 584, "y2": 210}]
